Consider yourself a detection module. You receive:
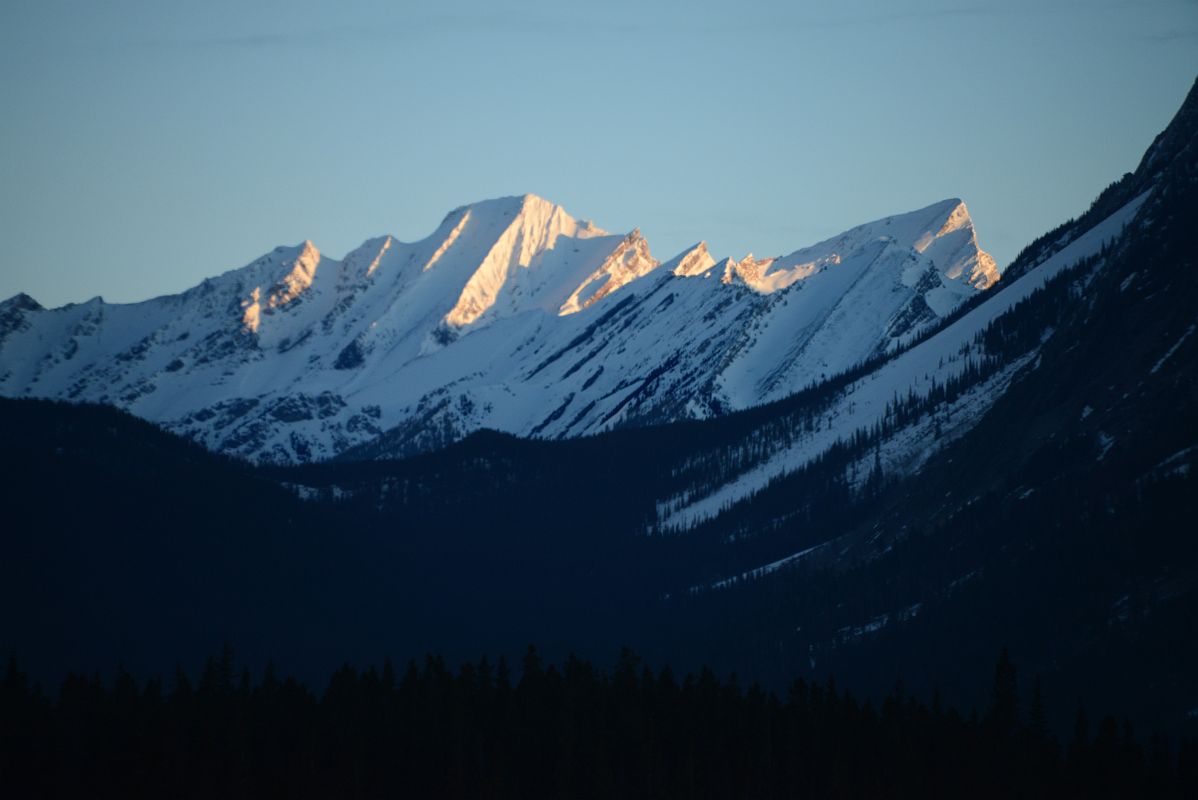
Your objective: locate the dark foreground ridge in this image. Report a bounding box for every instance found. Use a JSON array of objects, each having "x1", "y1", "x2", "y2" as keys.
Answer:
[{"x1": 3, "y1": 648, "x2": 1195, "y2": 799}]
